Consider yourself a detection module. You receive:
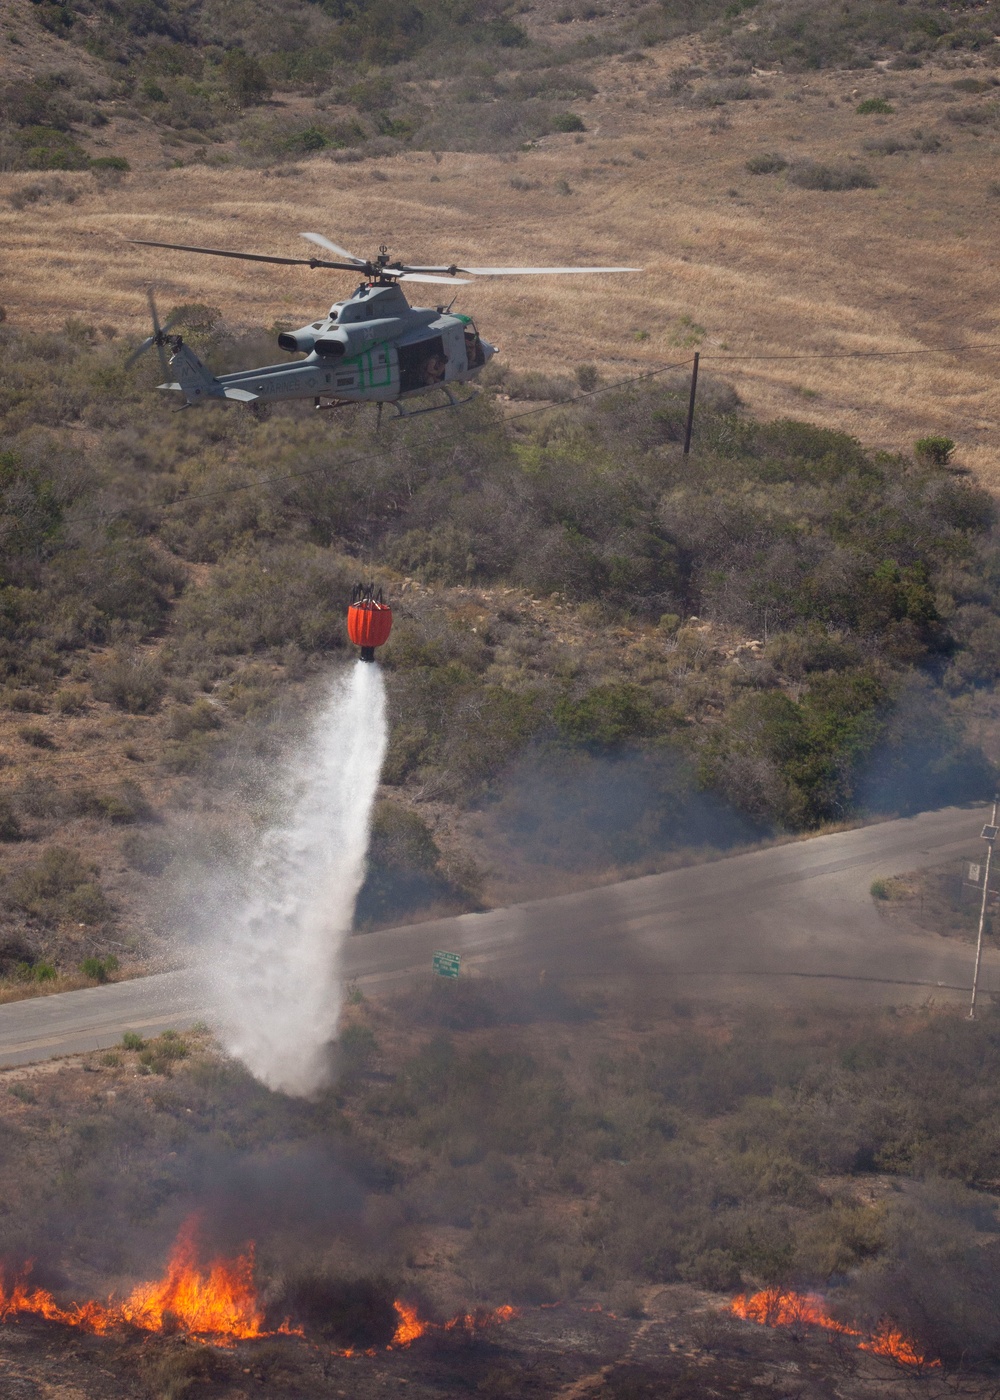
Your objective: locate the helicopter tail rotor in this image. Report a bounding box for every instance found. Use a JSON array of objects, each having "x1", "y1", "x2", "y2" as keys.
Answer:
[{"x1": 126, "y1": 287, "x2": 182, "y2": 380}]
